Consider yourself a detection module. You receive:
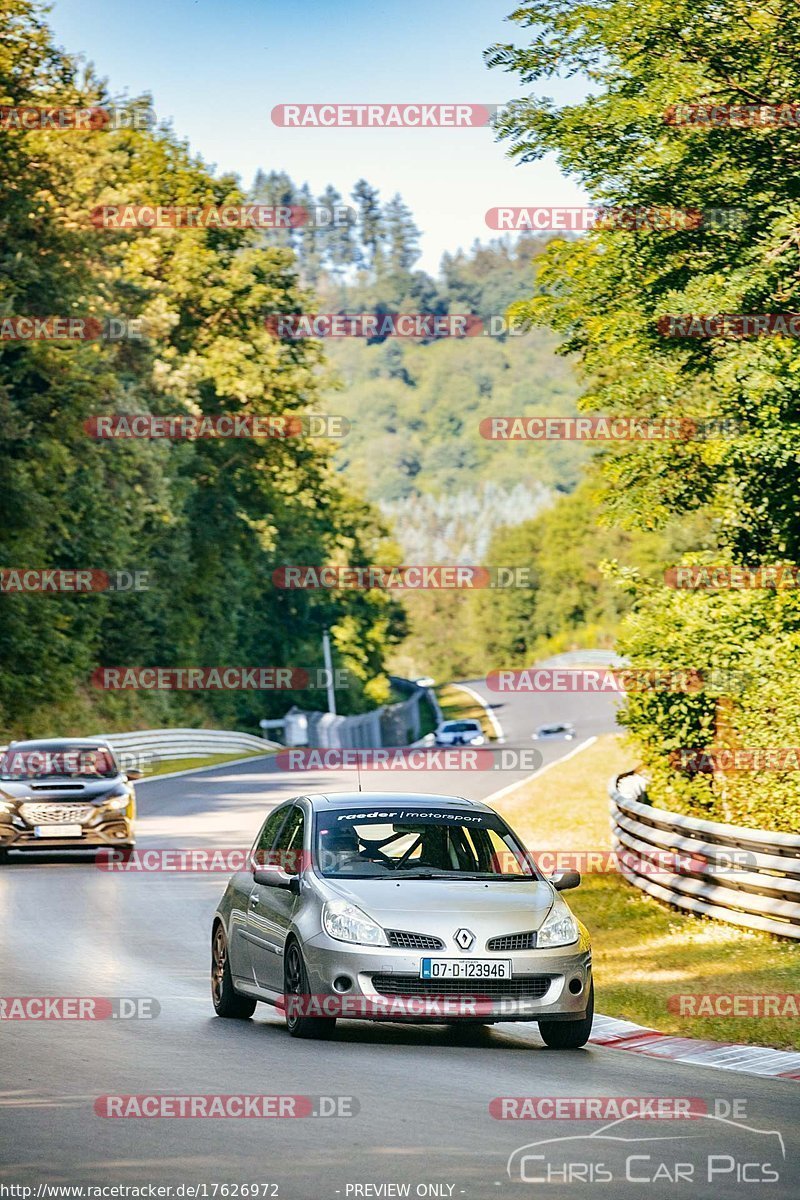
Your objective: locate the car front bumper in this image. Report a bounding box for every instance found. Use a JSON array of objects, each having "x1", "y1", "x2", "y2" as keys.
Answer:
[
  {"x1": 300, "y1": 930, "x2": 592, "y2": 1023},
  {"x1": 0, "y1": 815, "x2": 134, "y2": 854}
]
